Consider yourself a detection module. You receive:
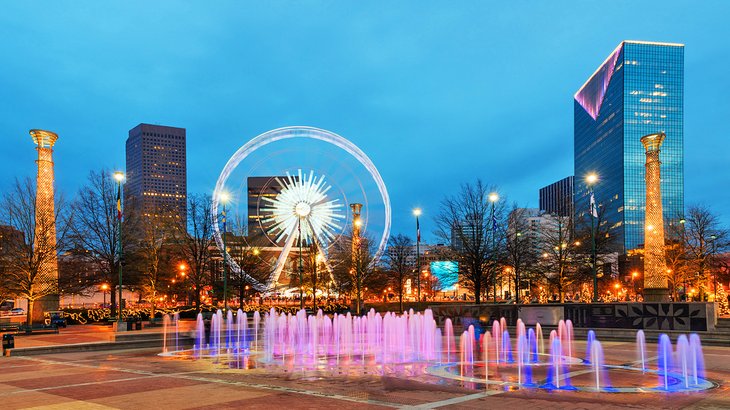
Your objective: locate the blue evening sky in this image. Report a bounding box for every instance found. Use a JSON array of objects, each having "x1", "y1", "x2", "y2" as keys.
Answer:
[{"x1": 1, "y1": 1, "x2": 728, "y2": 242}]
